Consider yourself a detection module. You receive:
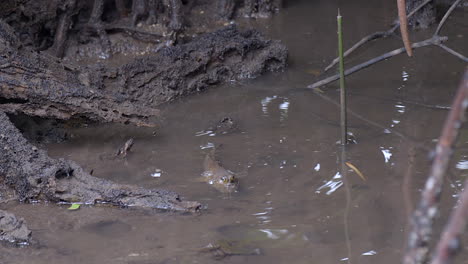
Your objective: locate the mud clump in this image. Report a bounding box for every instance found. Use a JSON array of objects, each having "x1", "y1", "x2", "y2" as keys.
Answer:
[
  {"x1": 97, "y1": 25, "x2": 288, "y2": 107},
  {"x1": 0, "y1": 210, "x2": 31, "y2": 246}
]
